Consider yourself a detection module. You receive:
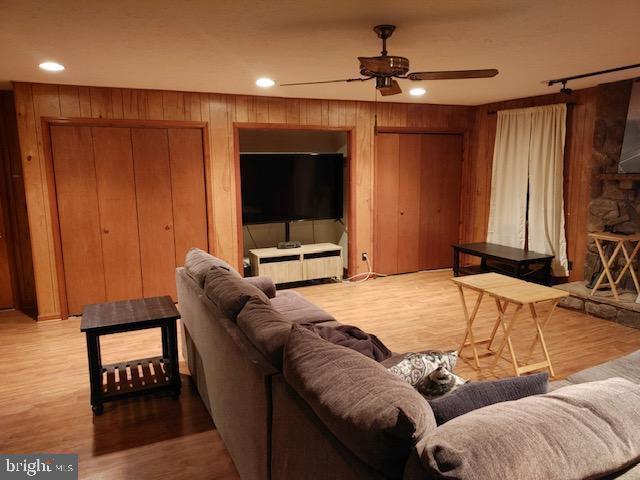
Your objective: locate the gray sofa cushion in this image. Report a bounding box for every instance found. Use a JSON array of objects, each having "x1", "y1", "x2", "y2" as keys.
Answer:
[
  {"x1": 204, "y1": 266, "x2": 268, "y2": 320},
  {"x1": 284, "y1": 325, "x2": 437, "y2": 479},
  {"x1": 271, "y1": 290, "x2": 335, "y2": 324},
  {"x1": 428, "y1": 373, "x2": 548, "y2": 425},
  {"x1": 548, "y1": 379, "x2": 573, "y2": 391},
  {"x1": 567, "y1": 350, "x2": 640, "y2": 385},
  {"x1": 237, "y1": 297, "x2": 293, "y2": 369},
  {"x1": 184, "y1": 247, "x2": 240, "y2": 288},
  {"x1": 418, "y1": 378, "x2": 640, "y2": 480},
  {"x1": 243, "y1": 276, "x2": 276, "y2": 299}
]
